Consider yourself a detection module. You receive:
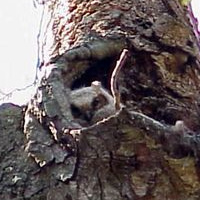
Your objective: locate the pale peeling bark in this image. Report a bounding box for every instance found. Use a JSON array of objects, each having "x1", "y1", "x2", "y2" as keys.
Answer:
[{"x1": 1, "y1": 0, "x2": 200, "y2": 199}]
